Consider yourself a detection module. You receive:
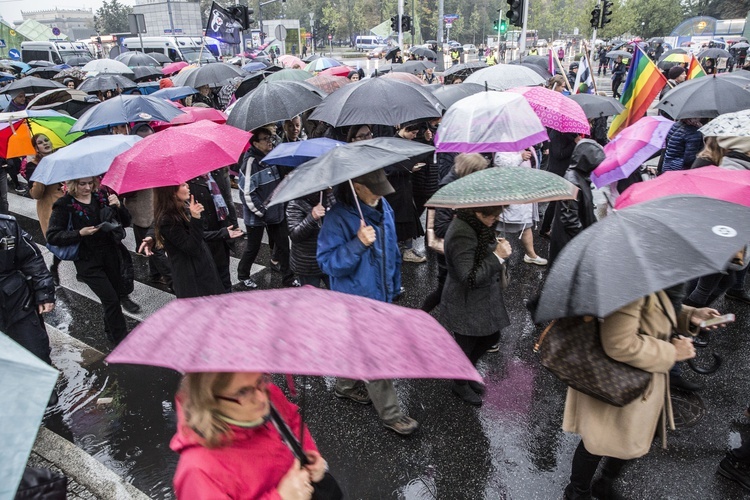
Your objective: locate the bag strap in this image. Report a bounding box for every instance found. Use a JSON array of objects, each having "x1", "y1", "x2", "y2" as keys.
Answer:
[
  {"x1": 533, "y1": 320, "x2": 557, "y2": 352},
  {"x1": 66, "y1": 212, "x2": 74, "y2": 231}
]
